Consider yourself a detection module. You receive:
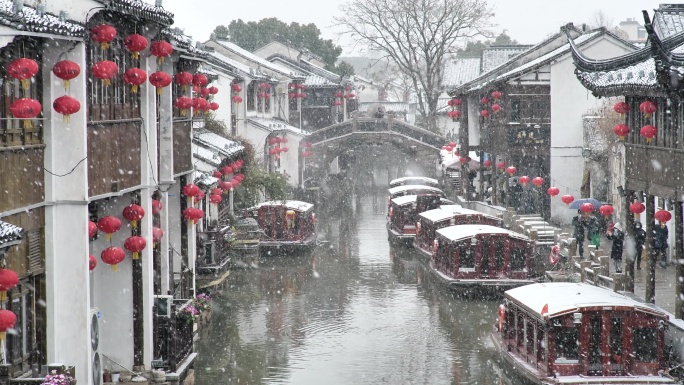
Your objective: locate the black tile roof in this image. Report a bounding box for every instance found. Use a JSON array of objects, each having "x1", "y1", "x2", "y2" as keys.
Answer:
[
  {"x1": 0, "y1": 0, "x2": 85, "y2": 37},
  {"x1": 95, "y1": 0, "x2": 174, "y2": 27},
  {"x1": 0, "y1": 221, "x2": 23, "y2": 248}
]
